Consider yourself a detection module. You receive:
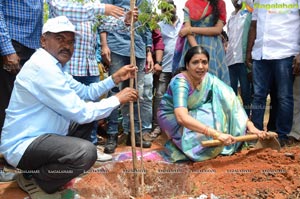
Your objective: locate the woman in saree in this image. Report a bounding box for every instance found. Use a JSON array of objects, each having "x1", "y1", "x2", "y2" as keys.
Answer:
[
  {"x1": 175, "y1": 0, "x2": 230, "y2": 85},
  {"x1": 158, "y1": 46, "x2": 266, "y2": 162}
]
